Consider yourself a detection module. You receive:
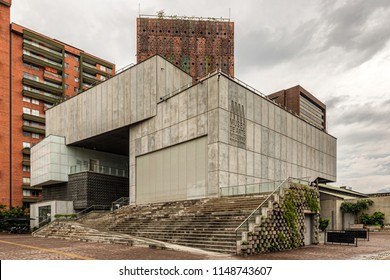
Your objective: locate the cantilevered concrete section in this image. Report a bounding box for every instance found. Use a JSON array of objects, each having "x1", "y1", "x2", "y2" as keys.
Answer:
[
  {"x1": 45, "y1": 55, "x2": 192, "y2": 144},
  {"x1": 32, "y1": 55, "x2": 337, "y2": 205}
]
